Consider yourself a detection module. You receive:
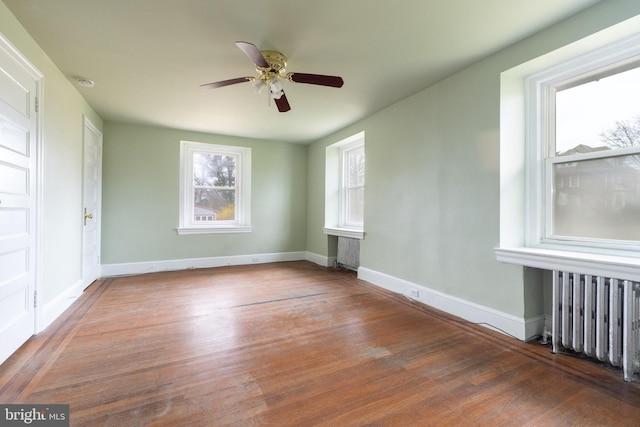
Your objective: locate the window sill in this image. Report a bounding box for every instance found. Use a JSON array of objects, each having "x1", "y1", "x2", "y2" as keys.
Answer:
[
  {"x1": 495, "y1": 247, "x2": 640, "y2": 281},
  {"x1": 177, "y1": 226, "x2": 253, "y2": 235},
  {"x1": 323, "y1": 227, "x2": 365, "y2": 240}
]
